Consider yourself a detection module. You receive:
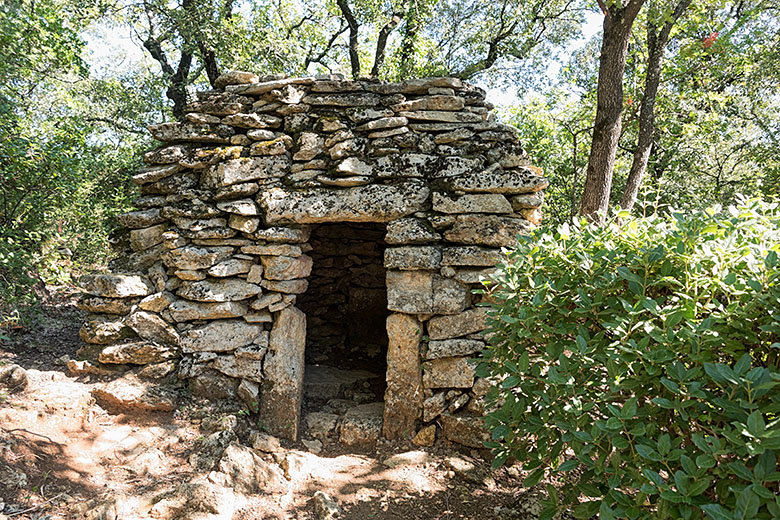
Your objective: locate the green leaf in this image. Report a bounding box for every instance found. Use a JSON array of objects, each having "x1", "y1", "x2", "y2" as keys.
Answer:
[
  {"x1": 701, "y1": 503, "x2": 733, "y2": 520},
  {"x1": 747, "y1": 411, "x2": 766, "y2": 436},
  {"x1": 642, "y1": 468, "x2": 664, "y2": 487},
  {"x1": 733, "y1": 354, "x2": 751, "y2": 375},
  {"x1": 735, "y1": 487, "x2": 760, "y2": 519},
  {"x1": 652, "y1": 397, "x2": 675, "y2": 409},
  {"x1": 572, "y1": 501, "x2": 601, "y2": 519},
  {"x1": 523, "y1": 468, "x2": 545, "y2": 487}
]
